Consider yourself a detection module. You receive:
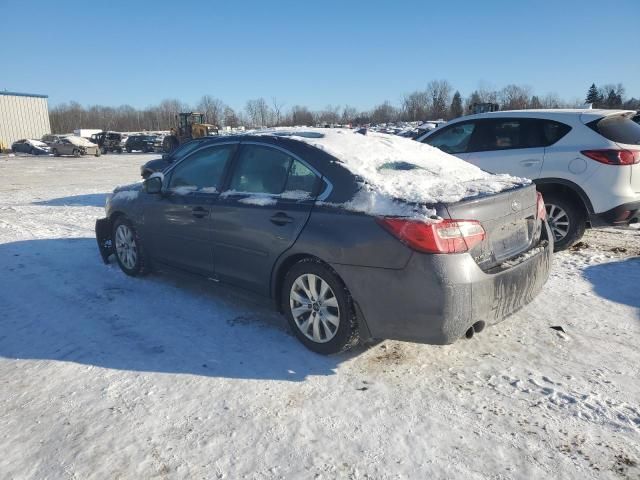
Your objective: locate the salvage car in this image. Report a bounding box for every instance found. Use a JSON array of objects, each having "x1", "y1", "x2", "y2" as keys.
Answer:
[
  {"x1": 96, "y1": 130, "x2": 552, "y2": 354},
  {"x1": 125, "y1": 134, "x2": 162, "y2": 153},
  {"x1": 418, "y1": 109, "x2": 640, "y2": 250},
  {"x1": 11, "y1": 139, "x2": 51, "y2": 155},
  {"x1": 140, "y1": 137, "x2": 216, "y2": 178},
  {"x1": 90, "y1": 131, "x2": 124, "y2": 154},
  {"x1": 51, "y1": 136, "x2": 101, "y2": 157}
]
